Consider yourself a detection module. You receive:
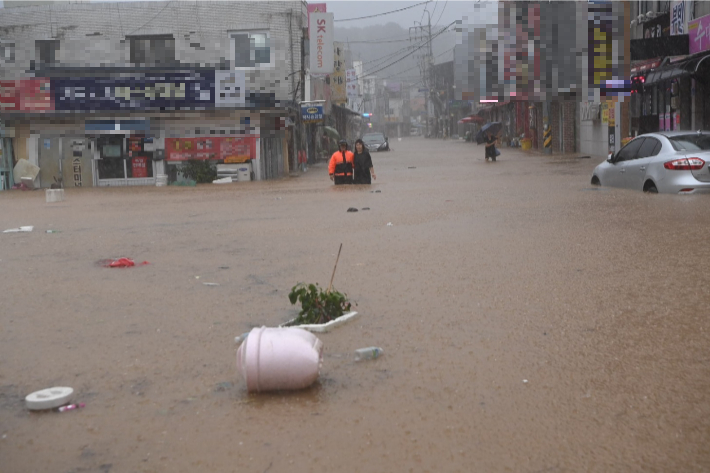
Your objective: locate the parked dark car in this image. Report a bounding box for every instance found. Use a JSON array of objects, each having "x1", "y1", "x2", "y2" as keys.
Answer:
[{"x1": 362, "y1": 132, "x2": 390, "y2": 152}]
